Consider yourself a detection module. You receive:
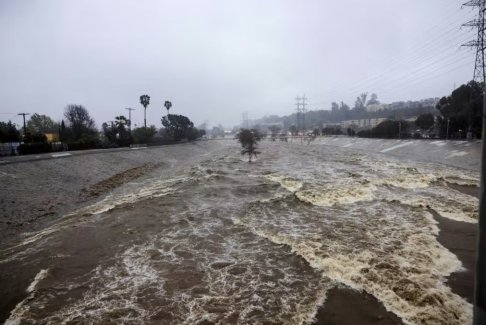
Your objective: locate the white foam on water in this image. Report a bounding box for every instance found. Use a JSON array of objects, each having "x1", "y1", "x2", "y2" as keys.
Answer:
[
  {"x1": 295, "y1": 184, "x2": 375, "y2": 207},
  {"x1": 4, "y1": 269, "x2": 49, "y2": 325},
  {"x1": 41, "y1": 244, "x2": 163, "y2": 324},
  {"x1": 353, "y1": 158, "x2": 479, "y2": 223},
  {"x1": 235, "y1": 199, "x2": 473, "y2": 325},
  {"x1": 3, "y1": 142, "x2": 479, "y2": 325},
  {"x1": 375, "y1": 173, "x2": 438, "y2": 189},
  {"x1": 263, "y1": 174, "x2": 303, "y2": 192},
  {"x1": 387, "y1": 188, "x2": 479, "y2": 223},
  {"x1": 26, "y1": 269, "x2": 49, "y2": 293},
  {"x1": 83, "y1": 182, "x2": 176, "y2": 215},
  {"x1": 31, "y1": 209, "x2": 329, "y2": 324}
]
